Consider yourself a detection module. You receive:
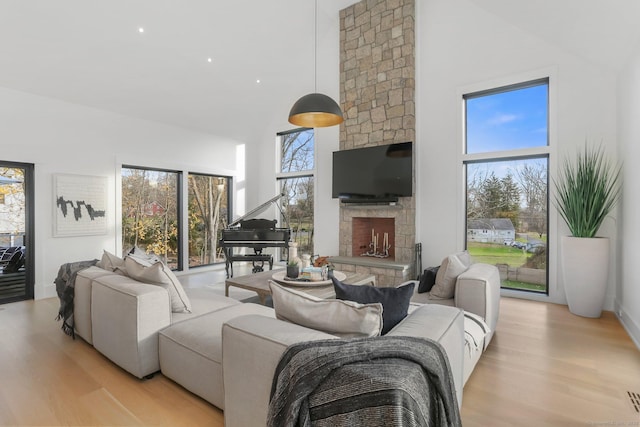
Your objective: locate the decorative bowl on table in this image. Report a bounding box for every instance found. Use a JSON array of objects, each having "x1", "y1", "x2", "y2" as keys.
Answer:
[{"x1": 272, "y1": 270, "x2": 346, "y2": 287}]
